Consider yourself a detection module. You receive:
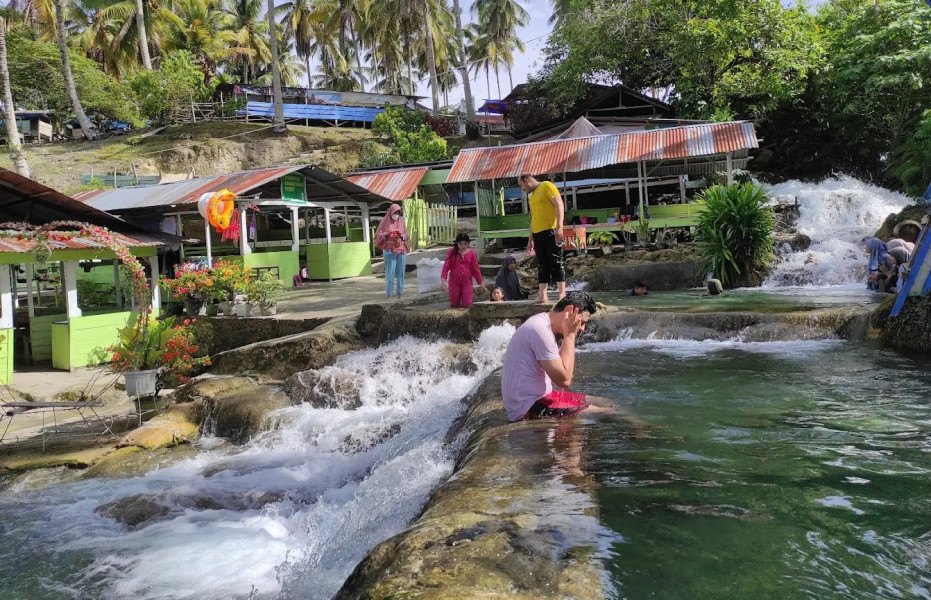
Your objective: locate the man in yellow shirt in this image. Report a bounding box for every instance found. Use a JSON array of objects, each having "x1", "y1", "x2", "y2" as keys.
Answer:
[{"x1": 518, "y1": 174, "x2": 566, "y2": 302}]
